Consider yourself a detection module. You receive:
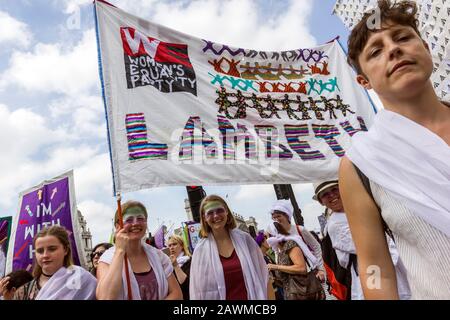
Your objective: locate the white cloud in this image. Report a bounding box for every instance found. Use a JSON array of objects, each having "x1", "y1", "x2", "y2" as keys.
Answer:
[
  {"x1": 235, "y1": 184, "x2": 275, "y2": 201},
  {"x1": 301, "y1": 201, "x2": 325, "y2": 233},
  {"x1": 73, "y1": 152, "x2": 113, "y2": 201},
  {"x1": 0, "y1": 10, "x2": 32, "y2": 47},
  {"x1": 126, "y1": 0, "x2": 315, "y2": 50},
  {"x1": 49, "y1": 94, "x2": 106, "y2": 138},
  {"x1": 0, "y1": 29, "x2": 98, "y2": 95},
  {"x1": 69, "y1": 0, "x2": 315, "y2": 50},
  {"x1": 77, "y1": 199, "x2": 115, "y2": 245},
  {"x1": 0, "y1": 104, "x2": 70, "y2": 207}
]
